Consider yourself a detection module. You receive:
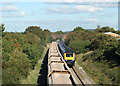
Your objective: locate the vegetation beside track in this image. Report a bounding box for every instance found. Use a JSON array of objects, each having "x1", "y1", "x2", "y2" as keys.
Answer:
[
  {"x1": 21, "y1": 45, "x2": 49, "y2": 84},
  {"x1": 1, "y1": 24, "x2": 53, "y2": 84},
  {"x1": 1, "y1": 23, "x2": 120, "y2": 85},
  {"x1": 65, "y1": 26, "x2": 120, "y2": 85}
]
